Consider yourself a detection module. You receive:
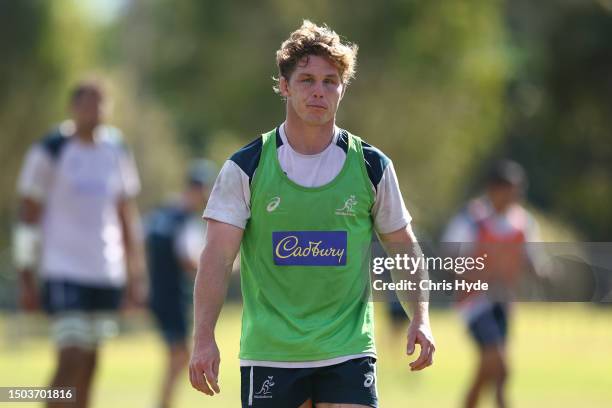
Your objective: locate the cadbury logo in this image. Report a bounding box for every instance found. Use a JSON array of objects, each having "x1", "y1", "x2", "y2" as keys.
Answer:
[{"x1": 272, "y1": 231, "x2": 347, "y2": 266}]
